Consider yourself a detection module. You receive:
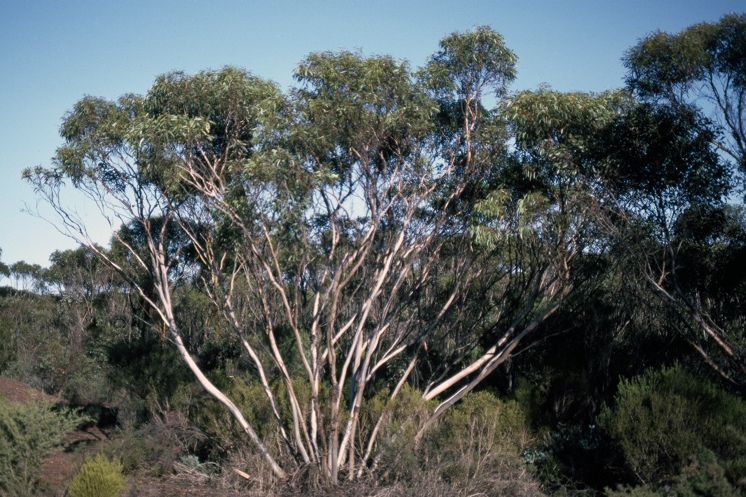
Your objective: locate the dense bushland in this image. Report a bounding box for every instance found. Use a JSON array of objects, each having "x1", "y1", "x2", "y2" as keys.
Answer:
[{"x1": 1, "y1": 12, "x2": 745, "y2": 496}]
